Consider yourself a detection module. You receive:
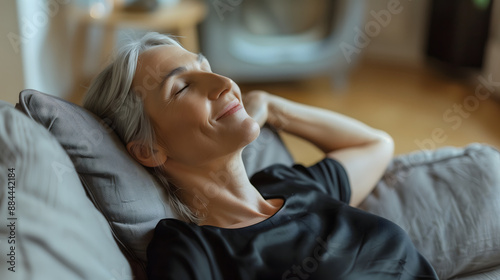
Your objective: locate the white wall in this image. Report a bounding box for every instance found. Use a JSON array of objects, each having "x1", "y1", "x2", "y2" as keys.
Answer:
[
  {"x1": 16, "y1": 0, "x2": 74, "y2": 99},
  {"x1": 361, "y1": 0, "x2": 431, "y2": 66},
  {"x1": 0, "y1": 1, "x2": 25, "y2": 105},
  {"x1": 488, "y1": 0, "x2": 500, "y2": 42},
  {"x1": 0, "y1": 0, "x2": 75, "y2": 103},
  {"x1": 483, "y1": 0, "x2": 500, "y2": 97}
]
